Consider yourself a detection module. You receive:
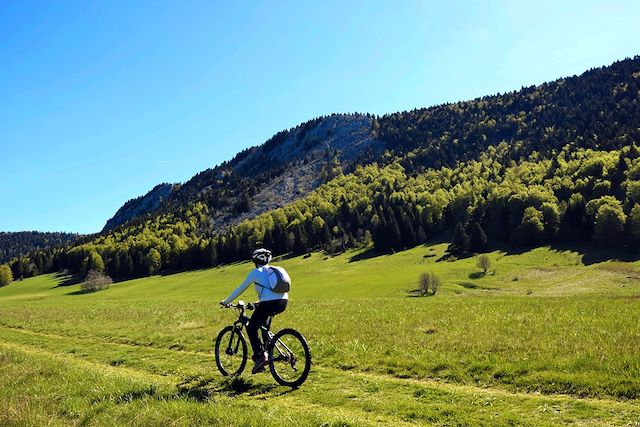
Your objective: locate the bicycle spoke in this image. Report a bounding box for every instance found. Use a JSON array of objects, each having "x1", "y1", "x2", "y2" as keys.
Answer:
[
  {"x1": 215, "y1": 326, "x2": 247, "y2": 376},
  {"x1": 268, "y1": 329, "x2": 311, "y2": 387}
]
